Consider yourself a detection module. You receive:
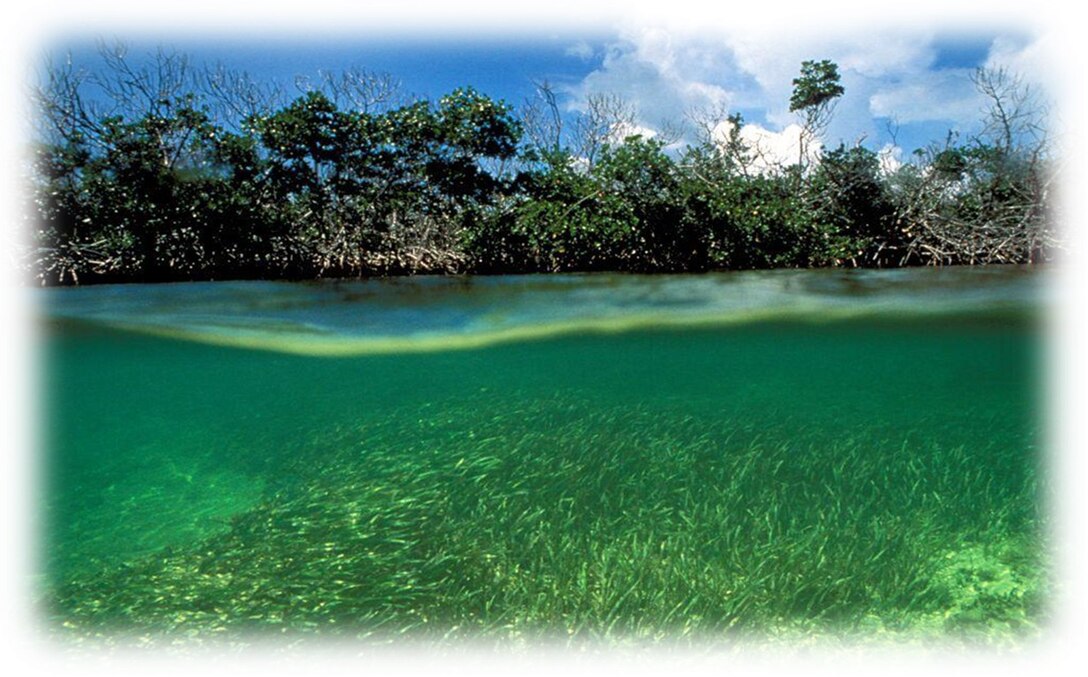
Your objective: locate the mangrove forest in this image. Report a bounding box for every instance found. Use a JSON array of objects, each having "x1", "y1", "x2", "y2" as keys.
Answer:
[{"x1": 24, "y1": 44, "x2": 1058, "y2": 285}]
